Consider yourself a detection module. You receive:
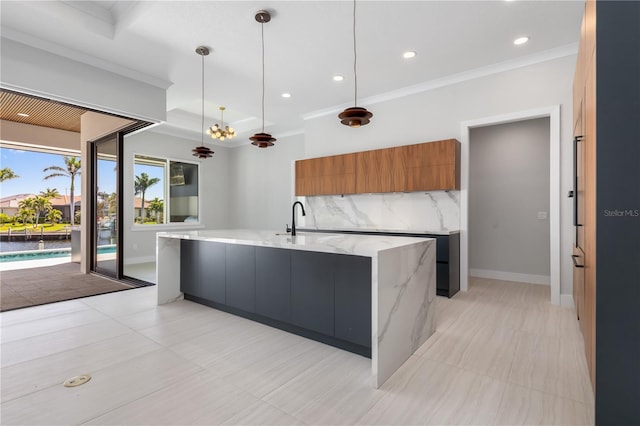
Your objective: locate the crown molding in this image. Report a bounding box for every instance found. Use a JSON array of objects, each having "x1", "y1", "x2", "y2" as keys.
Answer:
[
  {"x1": 1, "y1": 29, "x2": 173, "y2": 90},
  {"x1": 302, "y1": 43, "x2": 578, "y2": 121}
]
